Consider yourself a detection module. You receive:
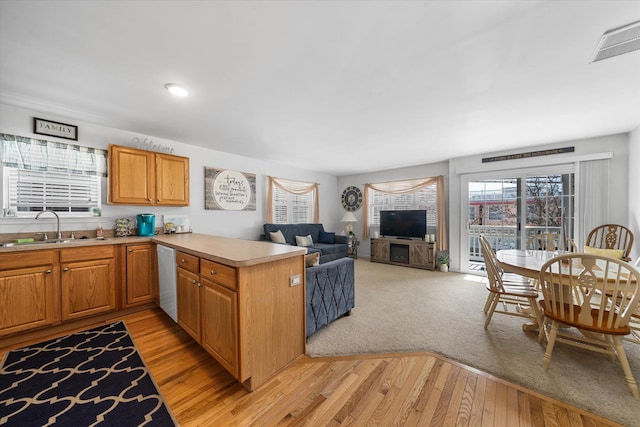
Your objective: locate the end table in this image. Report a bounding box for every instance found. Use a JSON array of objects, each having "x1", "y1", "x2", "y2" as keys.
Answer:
[{"x1": 347, "y1": 235, "x2": 359, "y2": 259}]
